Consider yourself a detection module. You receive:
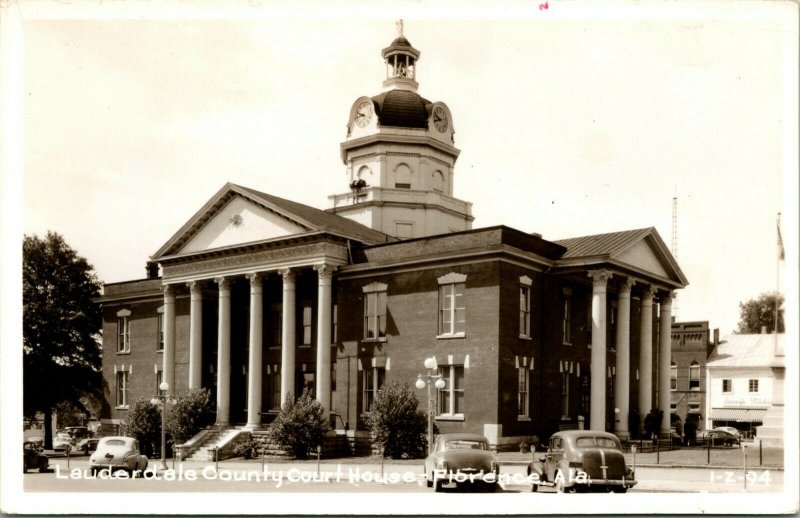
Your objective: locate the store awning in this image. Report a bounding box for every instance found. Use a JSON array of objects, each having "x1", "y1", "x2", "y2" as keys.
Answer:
[{"x1": 710, "y1": 407, "x2": 767, "y2": 422}]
